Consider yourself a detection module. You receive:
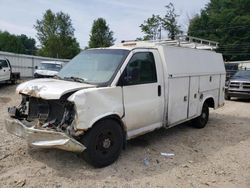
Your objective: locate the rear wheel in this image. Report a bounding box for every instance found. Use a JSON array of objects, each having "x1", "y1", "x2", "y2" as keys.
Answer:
[
  {"x1": 80, "y1": 119, "x2": 123, "y2": 168},
  {"x1": 193, "y1": 103, "x2": 209, "y2": 129},
  {"x1": 11, "y1": 79, "x2": 16, "y2": 84}
]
